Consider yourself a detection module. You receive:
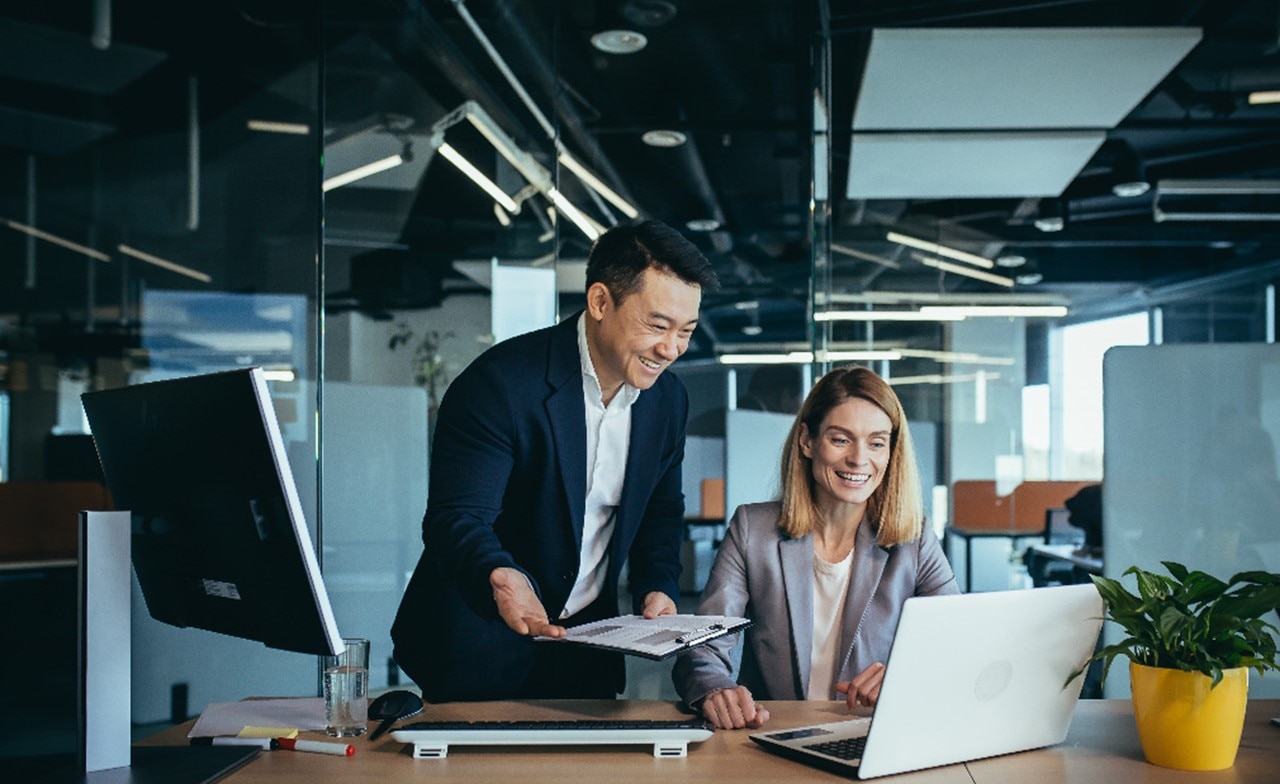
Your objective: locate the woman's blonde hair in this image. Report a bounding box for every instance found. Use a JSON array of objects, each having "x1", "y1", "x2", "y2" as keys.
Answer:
[{"x1": 778, "y1": 366, "x2": 924, "y2": 546}]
